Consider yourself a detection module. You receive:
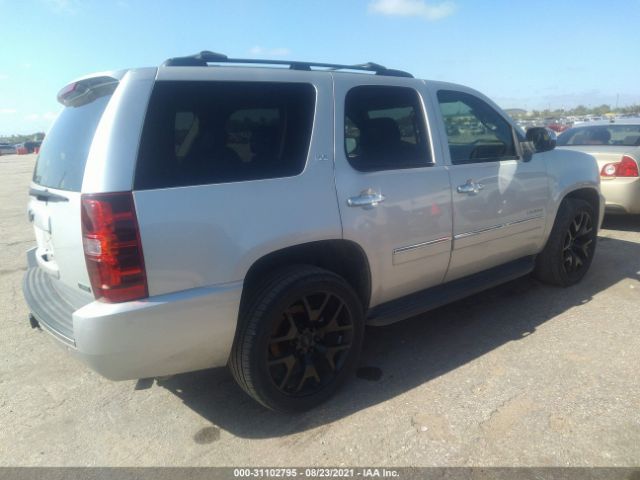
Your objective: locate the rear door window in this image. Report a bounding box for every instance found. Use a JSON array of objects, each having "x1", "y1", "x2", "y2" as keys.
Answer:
[
  {"x1": 134, "y1": 81, "x2": 316, "y2": 189},
  {"x1": 344, "y1": 85, "x2": 431, "y2": 171}
]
